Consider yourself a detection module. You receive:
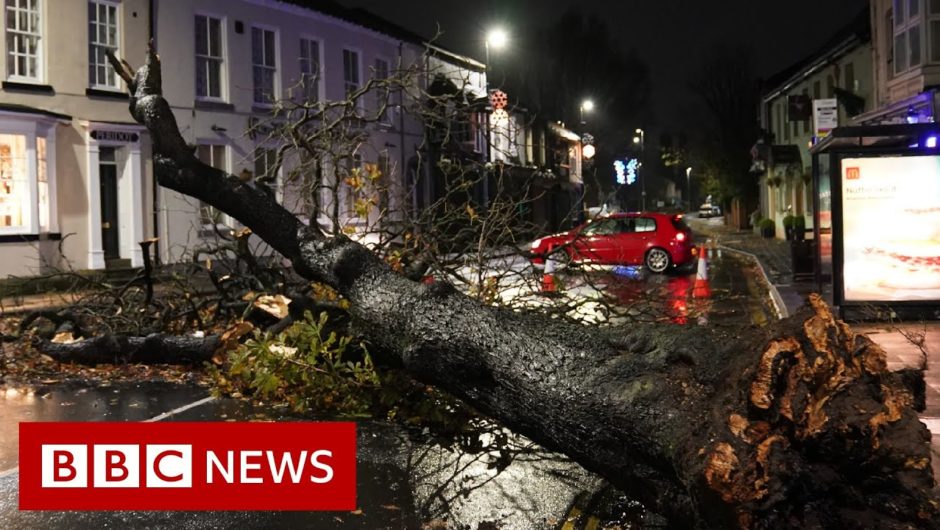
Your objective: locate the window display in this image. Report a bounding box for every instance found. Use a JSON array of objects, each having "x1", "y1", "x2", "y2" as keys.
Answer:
[{"x1": 0, "y1": 134, "x2": 28, "y2": 230}]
